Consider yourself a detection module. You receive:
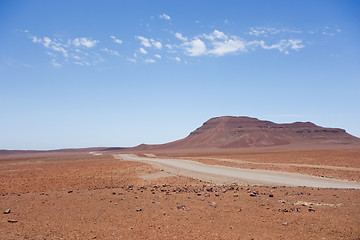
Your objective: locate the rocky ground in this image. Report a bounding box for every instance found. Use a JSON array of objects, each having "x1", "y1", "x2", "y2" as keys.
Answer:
[{"x1": 1, "y1": 151, "x2": 360, "y2": 239}]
